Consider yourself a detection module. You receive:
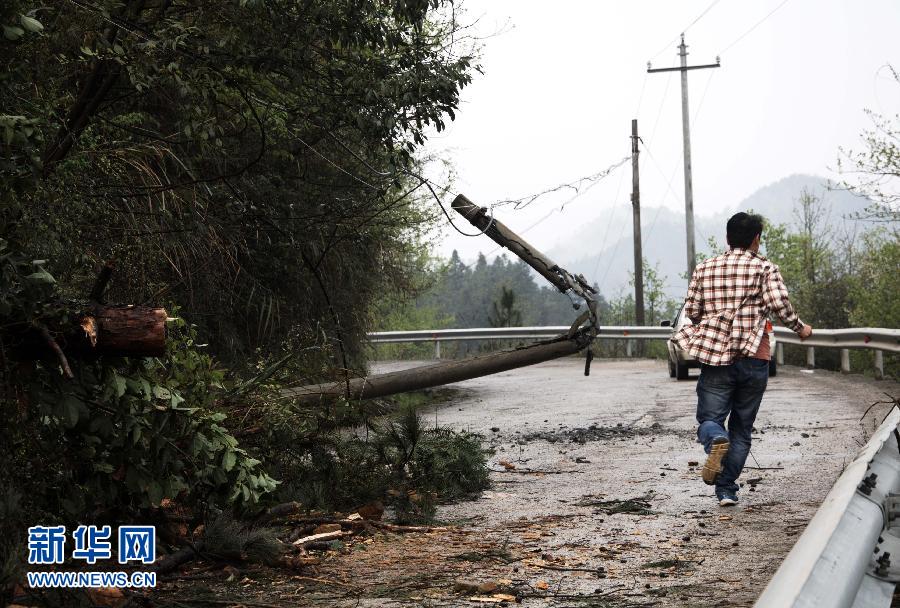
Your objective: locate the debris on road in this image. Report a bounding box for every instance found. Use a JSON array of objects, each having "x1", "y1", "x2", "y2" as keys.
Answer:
[
  {"x1": 577, "y1": 493, "x2": 655, "y2": 515},
  {"x1": 521, "y1": 422, "x2": 668, "y2": 445}
]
